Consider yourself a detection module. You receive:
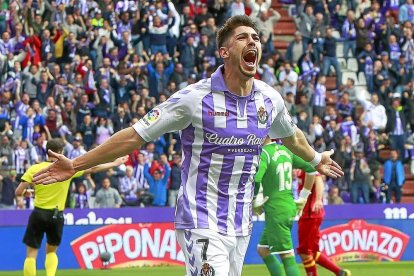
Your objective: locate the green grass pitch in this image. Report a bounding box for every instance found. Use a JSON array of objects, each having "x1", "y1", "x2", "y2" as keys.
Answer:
[{"x1": 0, "y1": 262, "x2": 413, "y2": 276}]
